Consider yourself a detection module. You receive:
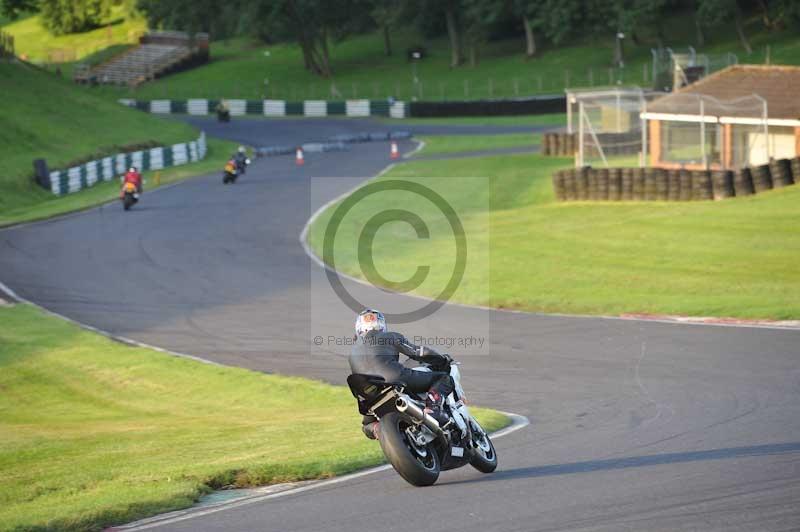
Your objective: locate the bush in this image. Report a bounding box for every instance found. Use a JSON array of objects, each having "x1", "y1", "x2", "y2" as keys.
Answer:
[{"x1": 39, "y1": 0, "x2": 109, "y2": 35}]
